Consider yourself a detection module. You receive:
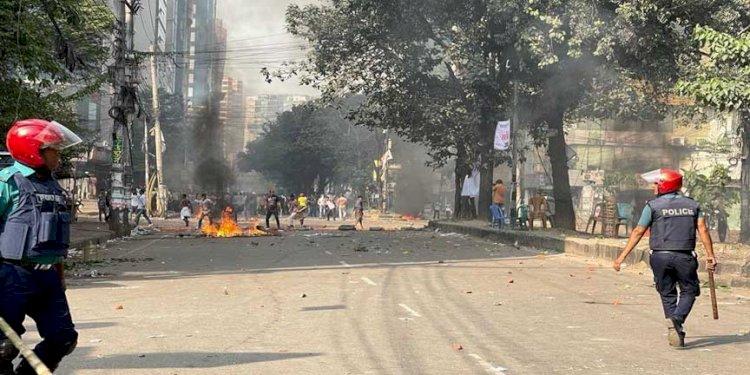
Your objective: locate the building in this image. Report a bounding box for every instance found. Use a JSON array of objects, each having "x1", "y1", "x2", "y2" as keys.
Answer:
[
  {"x1": 219, "y1": 76, "x2": 245, "y2": 165},
  {"x1": 494, "y1": 112, "x2": 742, "y2": 229},
  {"x1": 243, "y1": 94, "x2": 310, "y2": 147}
]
